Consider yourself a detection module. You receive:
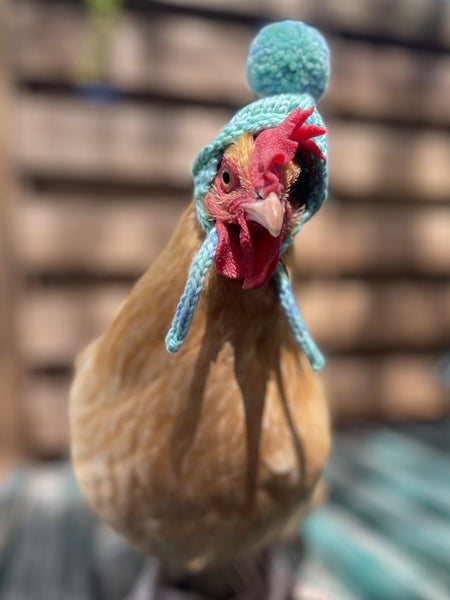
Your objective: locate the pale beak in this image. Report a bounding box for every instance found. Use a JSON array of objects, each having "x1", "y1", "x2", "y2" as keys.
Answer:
[{"x1": 241, "y1": 191, "x2": 285, "y2": 237}]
